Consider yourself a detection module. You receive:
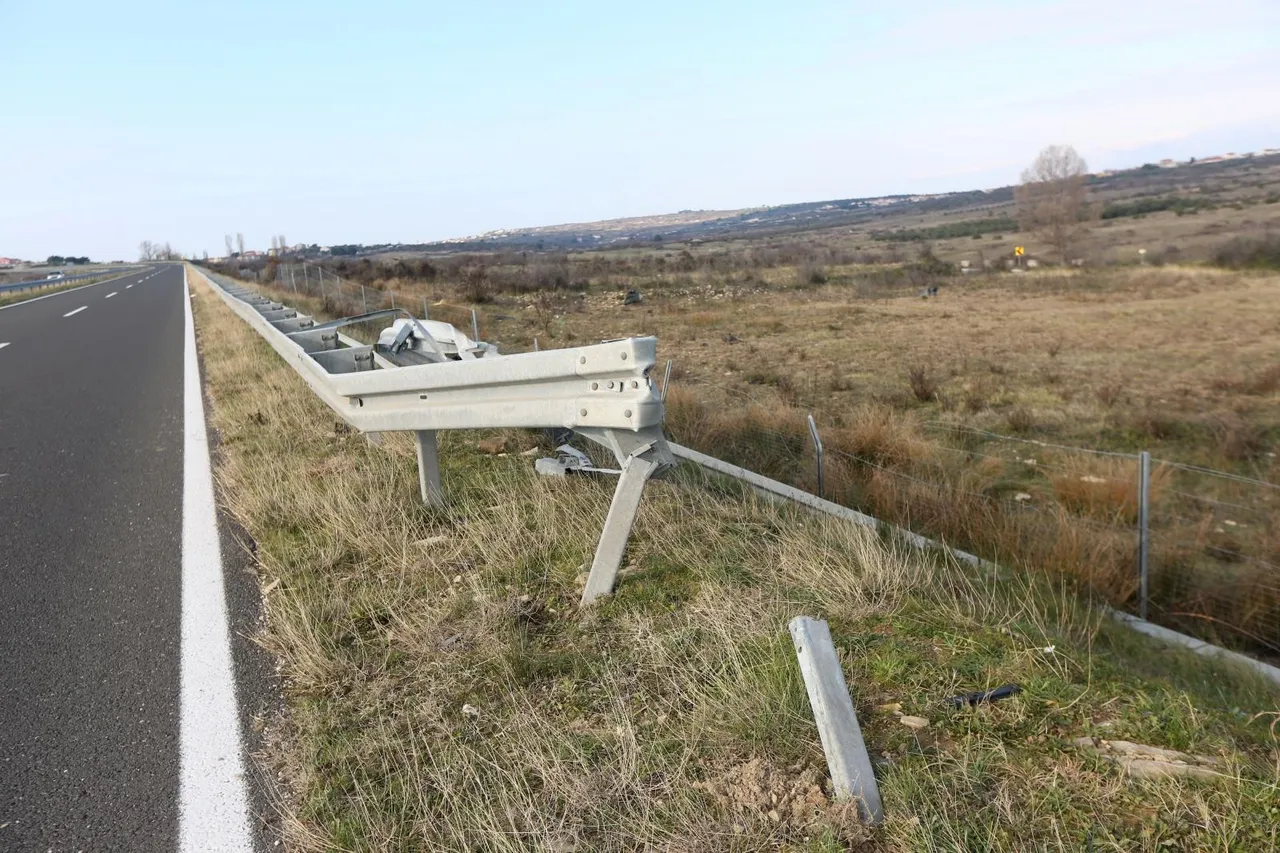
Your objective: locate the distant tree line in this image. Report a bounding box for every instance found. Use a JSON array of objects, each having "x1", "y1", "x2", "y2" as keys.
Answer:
[
  {"x1": 1100, "y1": 195, "x2": 1217, "y2": 219},
  {"x1": 872, "y1": 217, "x2": 1019, "y2": 242},
  {"x1": 46, "y1": 255, "x2": 91, "y2": 265}
]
